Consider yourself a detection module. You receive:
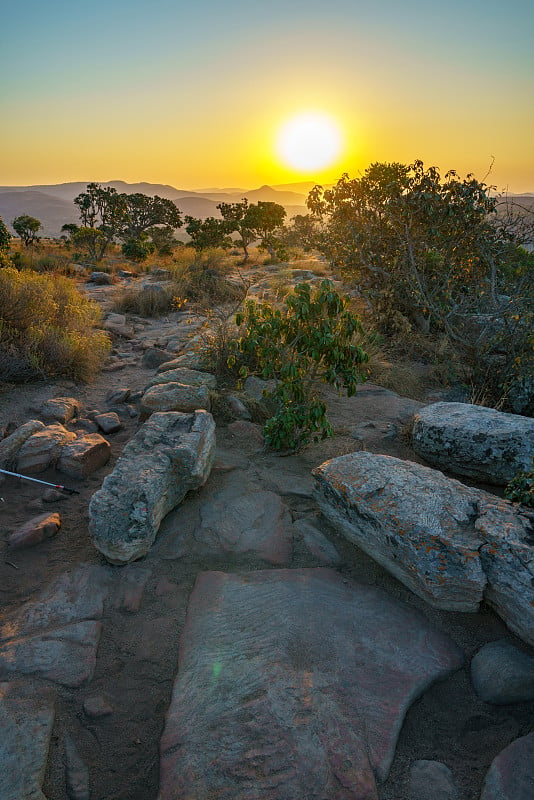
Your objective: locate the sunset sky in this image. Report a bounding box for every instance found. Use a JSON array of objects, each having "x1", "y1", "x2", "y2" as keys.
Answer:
[{"x1": 2, "y1": 0, "x2": 533, "y2": 192}]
